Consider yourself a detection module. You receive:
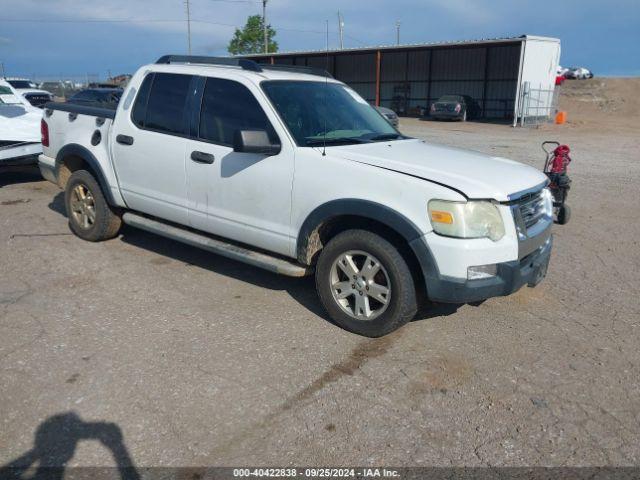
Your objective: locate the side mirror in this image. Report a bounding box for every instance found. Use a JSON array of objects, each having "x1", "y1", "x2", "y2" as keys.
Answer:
[{"x1": 233, "y1": 129, "x2": 281, "y2": 156}]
